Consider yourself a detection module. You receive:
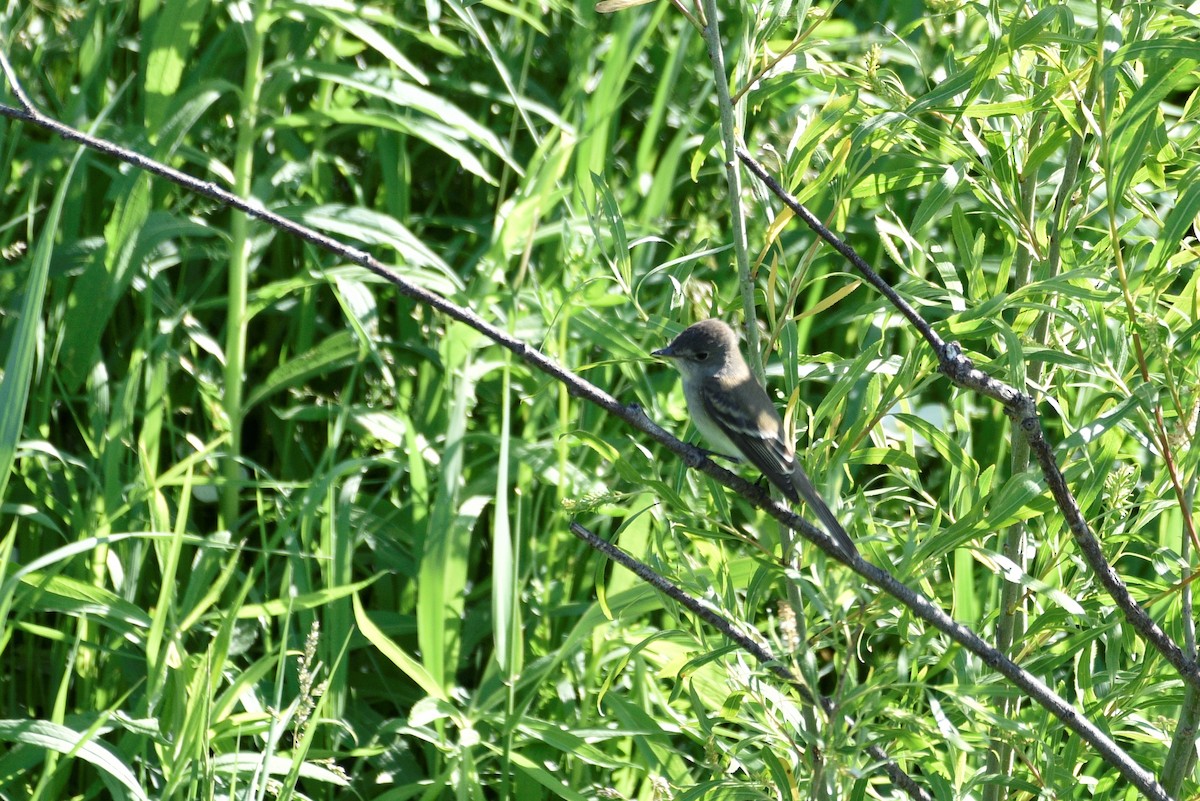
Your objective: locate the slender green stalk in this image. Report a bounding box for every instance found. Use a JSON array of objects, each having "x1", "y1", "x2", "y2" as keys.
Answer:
[
  {"x1": 776, "y1": 524, "x2": 829, "y2": 796},
  {"x1": 697, "y1": 9, "x2": 834, "y2": 789},
  {"x1": 497, "y1": 340, "x2": 519, "y2": 801},
  {"x1": 222, "y1": 2, "x2": 269, "y2": 535},
  {"x1": 983, "y1": 4, "x2": 1107, "y2": 794},
  {"x1": 986, "y1": 80, "x2": 1049, "y2": 801},
  {"x1": 1167, "y1": 470, "x2": 1200, "y2": 796},
  {"x1": 698, "y1": 0, "x2": 759, "y2": 378}
]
